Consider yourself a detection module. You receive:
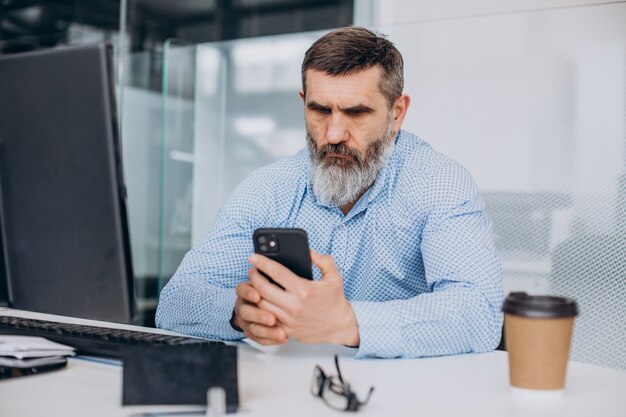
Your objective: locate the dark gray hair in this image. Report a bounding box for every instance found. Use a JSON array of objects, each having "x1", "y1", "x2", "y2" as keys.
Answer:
[{"x1": 301, "y1": 26, "x2": 404, "y2": 107}]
